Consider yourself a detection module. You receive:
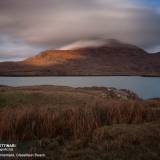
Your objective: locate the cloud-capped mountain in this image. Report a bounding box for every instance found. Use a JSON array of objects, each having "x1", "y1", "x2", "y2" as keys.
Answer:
[{"x1": 0, "y1": 39, "x2": 160, "y2": 76}]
